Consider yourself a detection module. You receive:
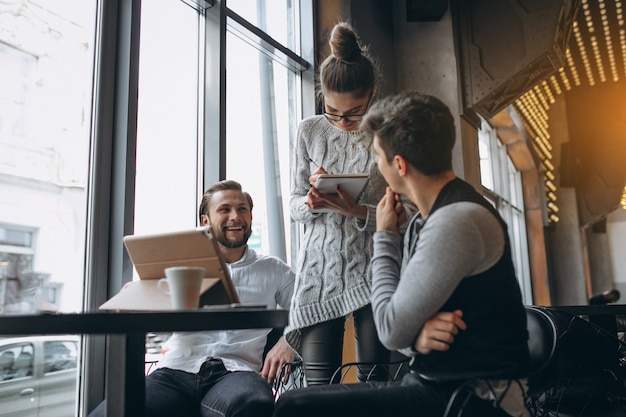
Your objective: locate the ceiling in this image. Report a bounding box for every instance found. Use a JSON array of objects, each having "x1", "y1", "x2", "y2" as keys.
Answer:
[
  {"x1": 454, "y1": 0, "x2": 626, "y2": 227},
  {"x1": 516, "y1": 0, "x2": 626, "y2": 227},
  {"x1": 558, "y1": 0, "x2": 626, "y2": 226}
]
